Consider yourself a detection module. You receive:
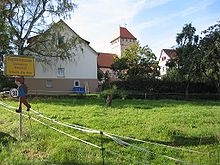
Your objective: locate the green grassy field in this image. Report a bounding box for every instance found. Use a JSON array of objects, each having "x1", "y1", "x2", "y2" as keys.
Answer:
[{"x1": 0, "y1": 97, "x2": 220, "y2": 164}]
